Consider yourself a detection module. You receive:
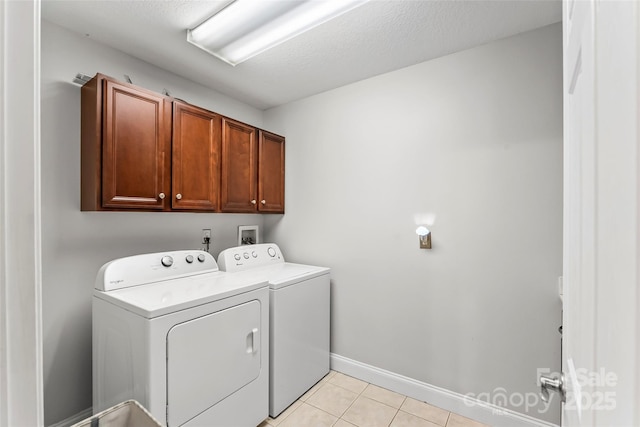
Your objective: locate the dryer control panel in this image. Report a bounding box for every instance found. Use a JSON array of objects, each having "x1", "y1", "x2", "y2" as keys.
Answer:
[
  {"x1": 95, "y1": 250, "x2": 218, "y2": 291},
  {"x1": 217, "y1": 243, "x2": 284, "y2": 272}
]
